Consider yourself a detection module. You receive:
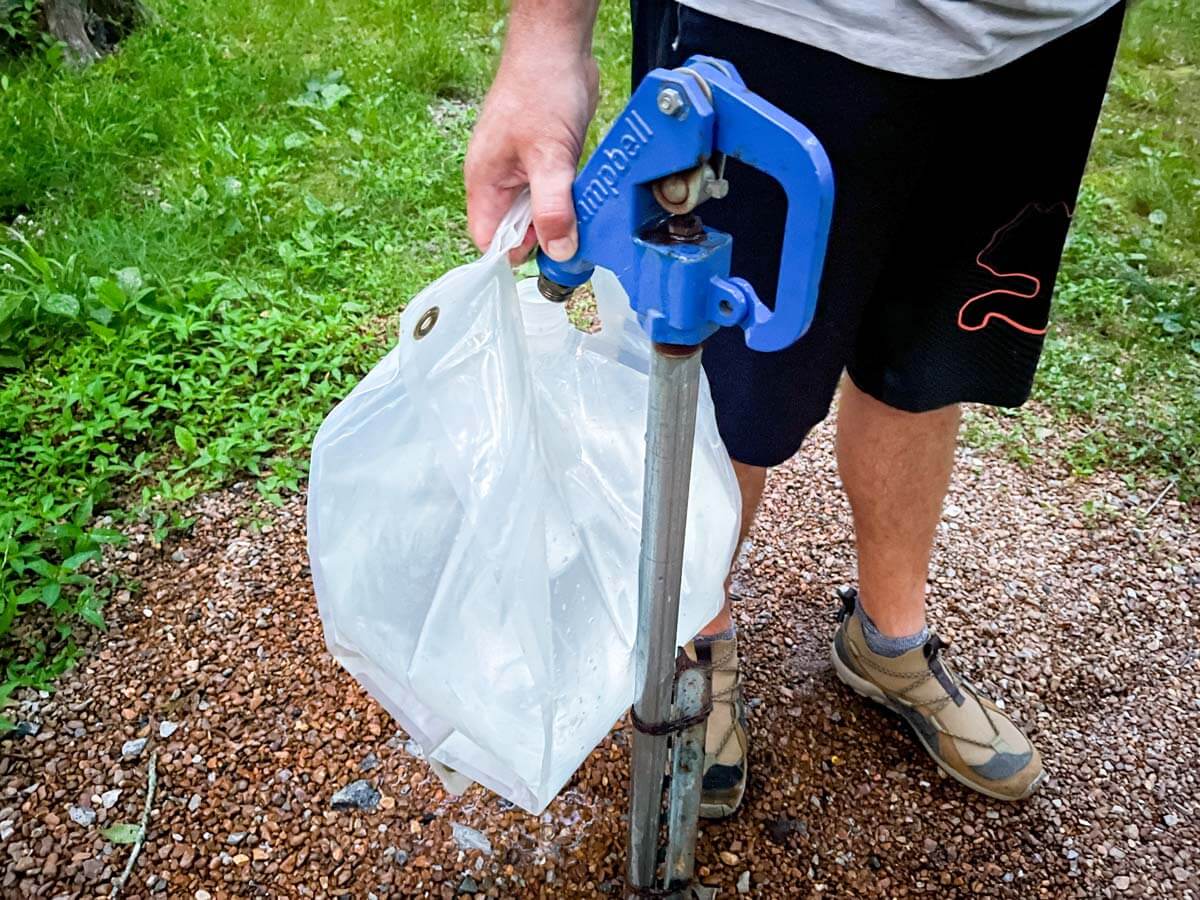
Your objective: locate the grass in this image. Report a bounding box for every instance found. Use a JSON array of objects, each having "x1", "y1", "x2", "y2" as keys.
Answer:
[{"x1": 0, "y1": 0, "x2": 1194, "y2": 708}]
